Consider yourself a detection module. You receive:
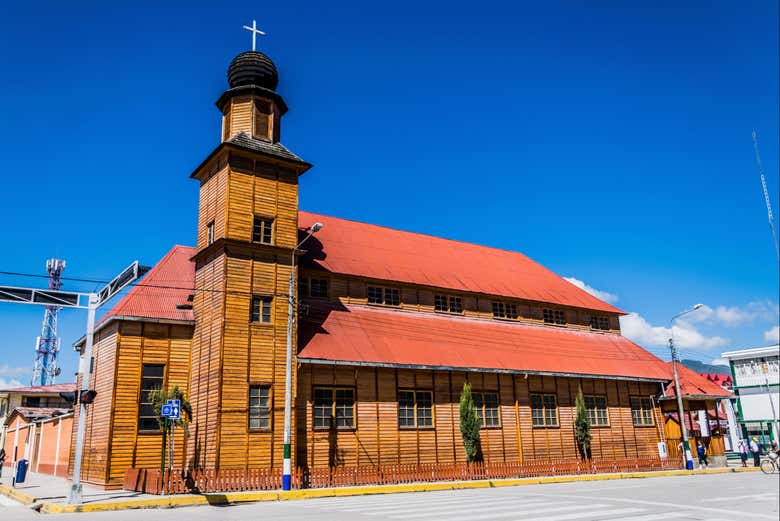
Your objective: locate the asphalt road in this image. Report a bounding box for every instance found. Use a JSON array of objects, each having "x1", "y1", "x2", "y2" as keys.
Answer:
[{"x1": 1, "y1": 471, "x2": 777, "y2": 520}]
